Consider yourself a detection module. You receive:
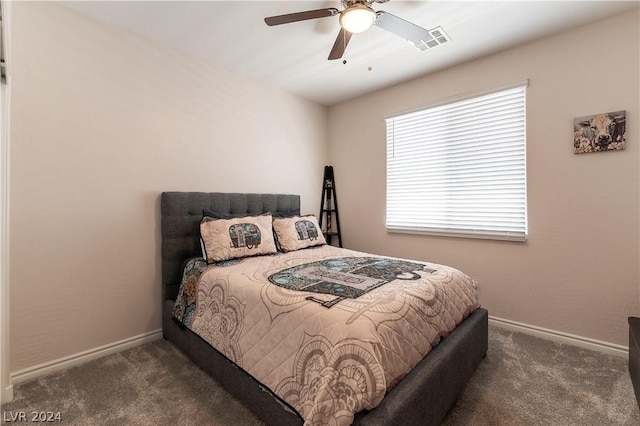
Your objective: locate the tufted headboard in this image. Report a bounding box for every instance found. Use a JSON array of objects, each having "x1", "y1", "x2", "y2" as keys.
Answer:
[{"x1": 160, "y1": 192, "x2": 301, "y2": 302}]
